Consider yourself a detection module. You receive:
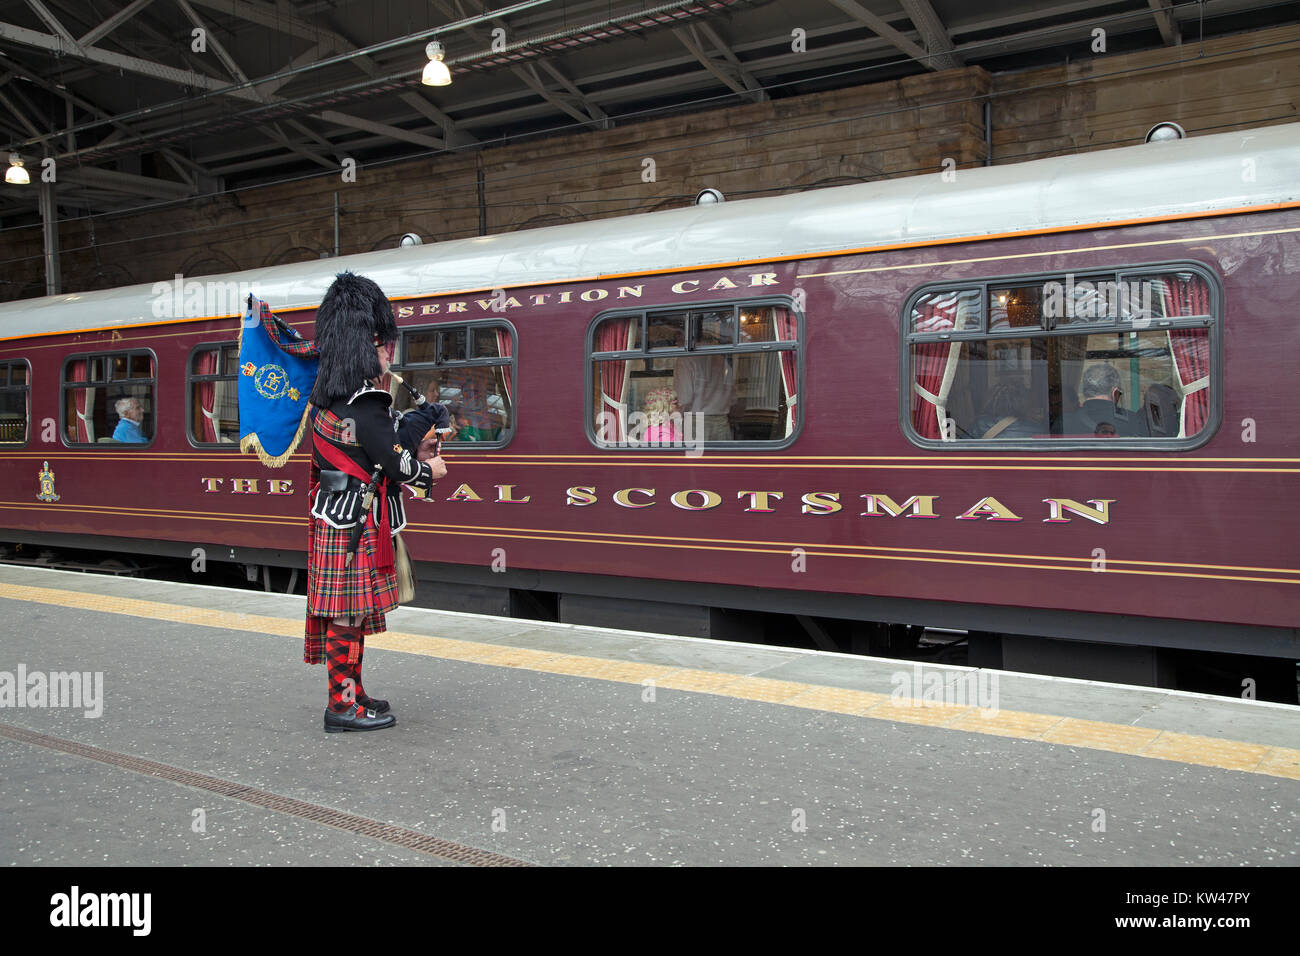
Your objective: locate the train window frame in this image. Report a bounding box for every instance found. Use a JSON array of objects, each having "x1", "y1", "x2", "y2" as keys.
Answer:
[
  {"x1": 391, "y1": 318, "x2": 517, "y2": 450},
  {"x1": 584, "y1": 295, "x2": 805, "y2": 451},
  {"x1": 59, "y1": 348, "x2": 159, "y2": 449},
  {"x1": 0, "y1": 358, "x2": 32, "y2": 447},
  {"x1": 186, "y1": 341, "x2": 241, "y2": 449},
  {"x1": 898, "y1": 260, "x2": 1222, "y2": 451}
]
